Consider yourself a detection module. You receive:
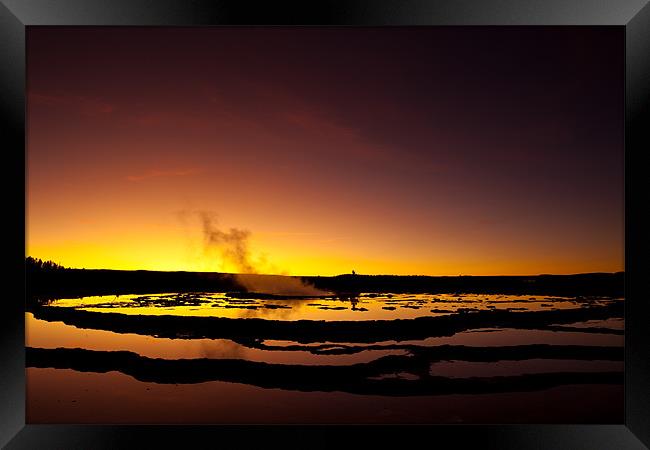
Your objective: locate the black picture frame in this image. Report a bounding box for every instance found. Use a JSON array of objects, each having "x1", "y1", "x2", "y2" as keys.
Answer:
[{"x1": 1, "y1": 1, "x2": 648, "y2": 448}]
